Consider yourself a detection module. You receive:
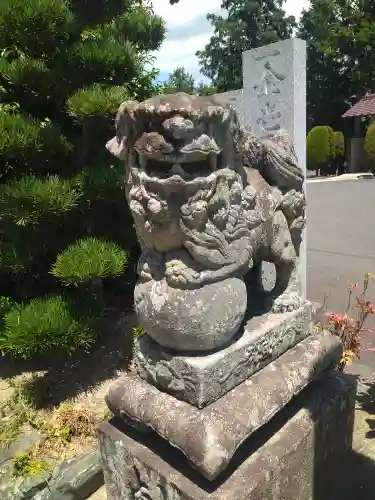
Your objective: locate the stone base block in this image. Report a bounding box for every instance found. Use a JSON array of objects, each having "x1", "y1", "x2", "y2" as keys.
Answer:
[
  {"x1": 135, "y1": 301, "x2": 316, "y2": 408},
  {"x1": 99, "y1": 373, "x2": 356, "y2": 500},
  {"x1": 106, "y1": 334, "x2": 341, "y2": 480}
]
